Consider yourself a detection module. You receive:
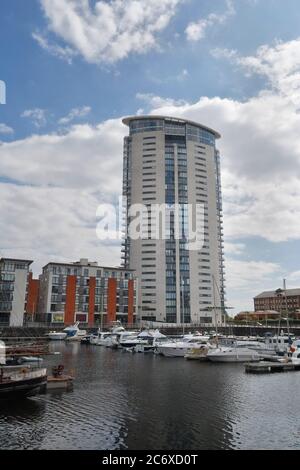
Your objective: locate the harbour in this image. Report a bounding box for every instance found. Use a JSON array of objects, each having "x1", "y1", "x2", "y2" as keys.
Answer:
[{"x1": 0, "y1": 330, "x2": 300, "y2": 450}]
